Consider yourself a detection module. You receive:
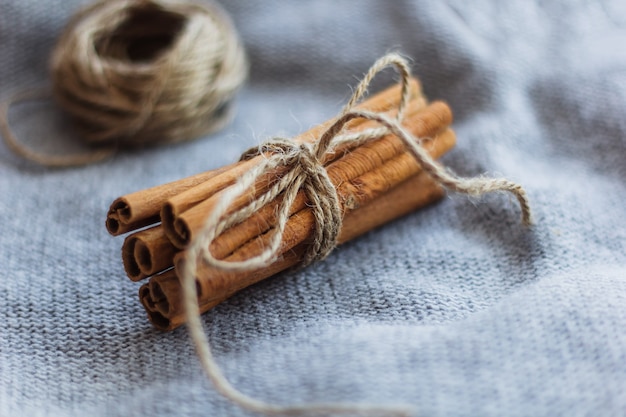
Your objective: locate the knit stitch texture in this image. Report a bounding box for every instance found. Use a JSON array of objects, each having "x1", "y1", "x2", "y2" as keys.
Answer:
[{"x1": 1, "y1": 1, "x2": 625, "y2": 416}]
